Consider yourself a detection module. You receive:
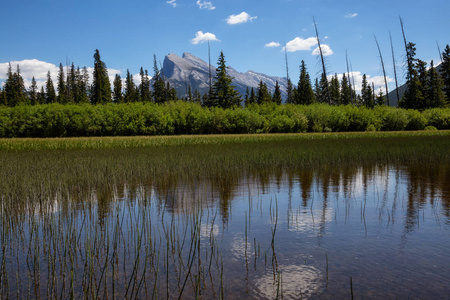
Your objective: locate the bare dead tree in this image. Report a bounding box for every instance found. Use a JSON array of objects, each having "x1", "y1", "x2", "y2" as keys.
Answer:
[
  {"x1": 437, "y1": 41, "x2": 443, "y2": 62},
  {"x1": 374, "y1": 34, "x2": 390, "y2": 106},
  {"x1": 346, "y1": 50, "x2": 354, "y2": 105},
  {"x1": 350, "y1": 61, "x2": 357, "y2": 103},
  {"x1": 313, "y1": 17, "x2": 331, "y2": 105},
  {"x1": 372, "y1": 82, "x2": 376, "y2": 105},
  {"x1": 390, "y1": 31, "x2": 400, "y2": 103},
  {"x1": 208, "y1": 40, "x2": 212, "y2": 95},
  {"x1": 284, "y1": 43, "x2": 293, "y2": 103},
  {"x1": 400, "y1": 16, "x2": 413, "y2": 77}
]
